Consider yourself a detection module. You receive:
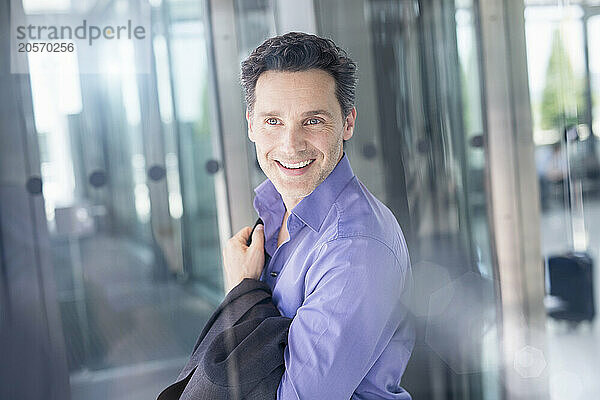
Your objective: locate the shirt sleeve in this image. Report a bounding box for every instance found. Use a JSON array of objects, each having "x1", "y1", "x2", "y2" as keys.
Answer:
[{"x1": 277, "y1": 236, "x2": 411, "y2": 400}]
